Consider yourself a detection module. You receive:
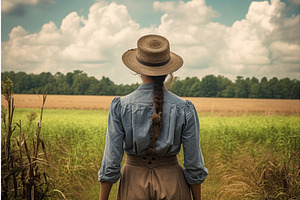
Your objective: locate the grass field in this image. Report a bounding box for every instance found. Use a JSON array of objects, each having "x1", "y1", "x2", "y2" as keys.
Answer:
[{"x1": 1, "y1": 94, "x2": 300, "y2": 199}]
